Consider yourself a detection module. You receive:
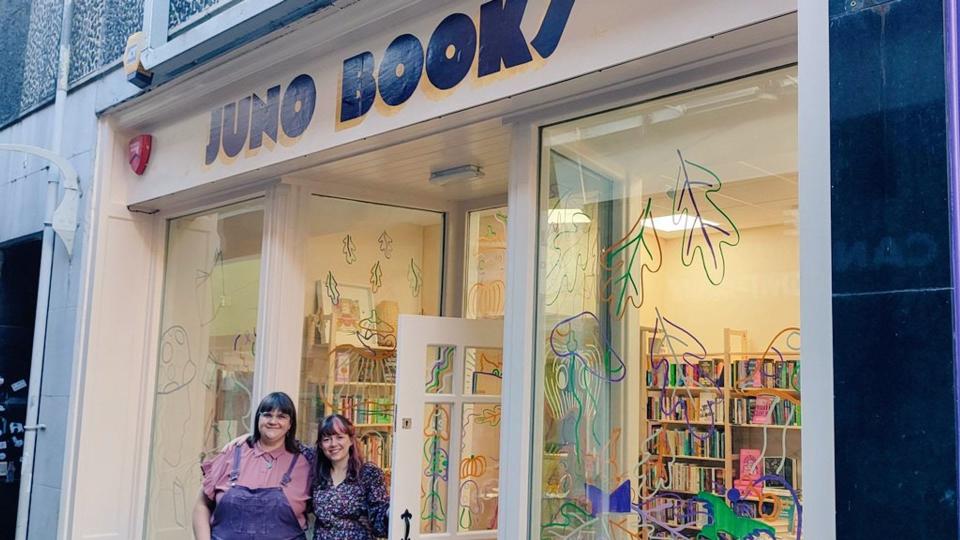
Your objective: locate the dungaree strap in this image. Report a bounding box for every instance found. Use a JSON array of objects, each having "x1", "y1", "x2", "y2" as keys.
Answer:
[
  {"x1": 229, "y1": 444, "x2": 242, "y2": 486},
  {"x1": 280, "y1": 452, "x2": 300, "y2": 487}
]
